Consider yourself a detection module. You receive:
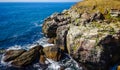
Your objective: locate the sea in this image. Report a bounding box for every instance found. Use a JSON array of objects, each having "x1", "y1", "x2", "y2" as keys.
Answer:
[
  {"x1": 0, "y1": 2, "x2": 83, "y2": 70},
  {"x1": 0, "y1": 2, "x2": 75, "y2": 49}
]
